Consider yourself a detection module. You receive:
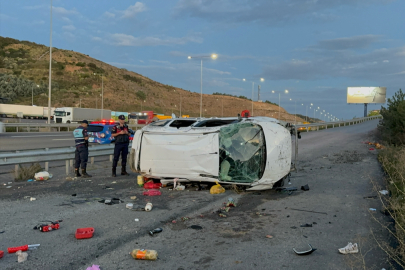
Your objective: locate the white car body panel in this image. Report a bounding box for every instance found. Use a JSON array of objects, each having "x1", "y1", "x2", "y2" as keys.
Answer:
[{"x1": 131, "y1": 117, "x2": 292, "y2": 190}]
